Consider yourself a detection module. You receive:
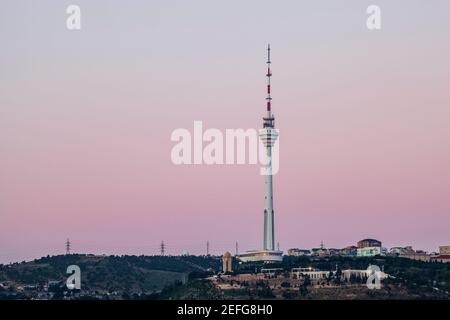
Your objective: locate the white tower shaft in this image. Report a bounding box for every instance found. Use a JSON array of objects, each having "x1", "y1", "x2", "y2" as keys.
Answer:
[{"x1": 263, "y1": 147, "x2": 275, "y2": 251}]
